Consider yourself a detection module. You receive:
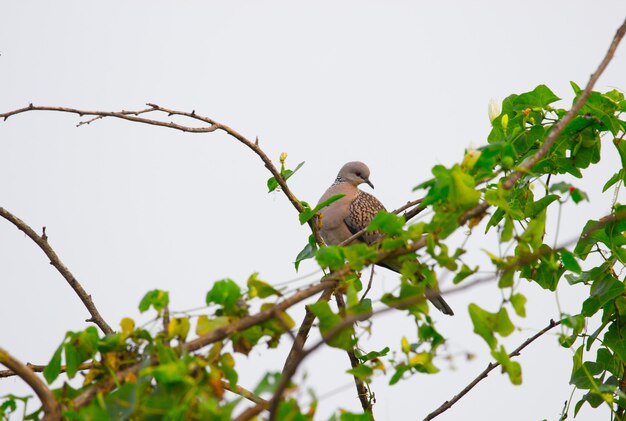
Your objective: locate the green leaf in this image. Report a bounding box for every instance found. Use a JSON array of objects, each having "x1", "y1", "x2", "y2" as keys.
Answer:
[
  {"x1": 603, "y1": 169, "x2": 625, "y2": 192},
  {"x1": 64, "y1": 343, "x2": 79, "y2": 379},
  {"x1": 368, "y1": 211, "x2": 406, "y2": 236},
  {"x1": 206, "y1": 279, "x2": 242, "y2": 311},
  {"x1": 519, "y1": 209, "x2": 546, "y2": 249},
  {"x1": 604, "y1": 322, "x2": 626, "y2": 361},
  {"x1": 138, "y1": 289, "x2": 169, "y2": 314},
  {"x1": 247, "y1": 273, "x2": 281, "y2": 298},
  {"x1": 469, "y1": 304, "x2": 514, "y2": 349},
  {"x1": 582, "y1": 276, "x2": 624, "y2": 317},
  {"x1": 613, "y1": 138, "x2": 626, "y2": 168},
  {"x1": 346, "y1": 364, "x2": 374, "y2": 381},
  {"x1": 221, "y1": 353, "x2": 238, "y2": 389},
  {"x1": 267, "y1": 161, "x2": 305, "y2": 192},
  {"x1": 356, "y1": 346, "x2": 390, "y2": 362},
  {"x1": 315, "y1": 246, "x2": 345, "y2": 270},
  {"x1": 150, "y1": 361, "x2": 187, "y2": 384},
  {"x1": 453, "y1": 264, "x2": 478, "y2": 284},
  {"x1": 308, "y1": 301, "x2": 354, "y2": 350},
  {"x1": 510, "y1": 293, "x2": 527, "y2": 317},
  {"x1": 43, "y1": 345, "x2": 63, "y2": 384},
  {"x1": 389, "y1": 364, "x2": 411, "y2": 385},
  {"x1": 561, "y1": 250, "x2": 582, "y2": 274},
  {"x1": 512, "y1": 84, "x2": 560, "y2": 109},
  {"x1": 294, "y1": 234, "x2": 318, "y2": 271},
  {"x1": 449, "y1": 165, "x2": 481, "y2": 209},
  {"x1": 491, "y1": 346, "x2": 522, "y2": 385},
  {"x1": 340, "y1": 412, "x2": 371, "y2": 421},
  {"x1": 299, "y1": 194, "x2": 345, "y2": 225}
]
